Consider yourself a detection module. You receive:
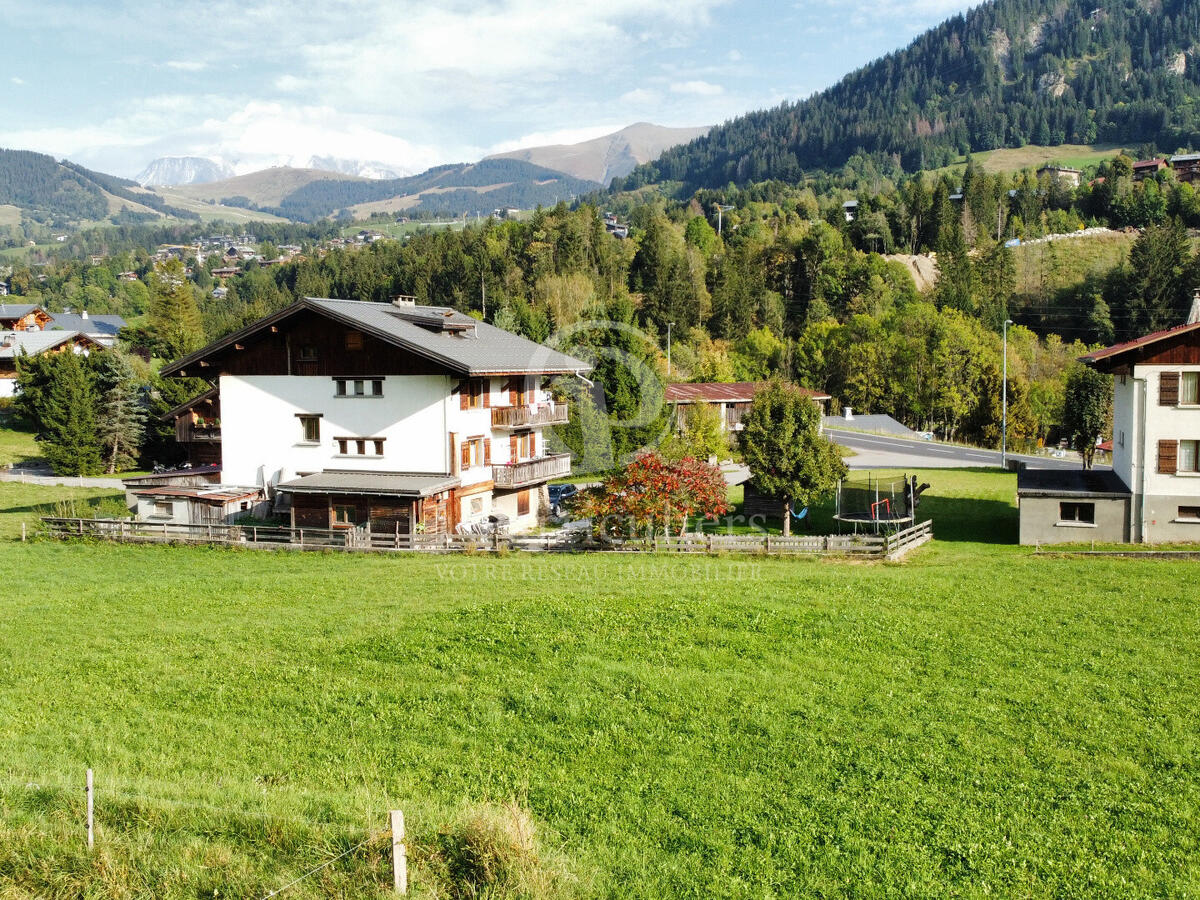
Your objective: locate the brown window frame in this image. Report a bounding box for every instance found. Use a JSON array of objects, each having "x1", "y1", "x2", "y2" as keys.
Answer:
[
  {"x1": 334, "y1": 436, "x2": 385, "y2": 457},
  {"x1": 295, "y1": 414, "x2": 322, "y2": 443}
]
